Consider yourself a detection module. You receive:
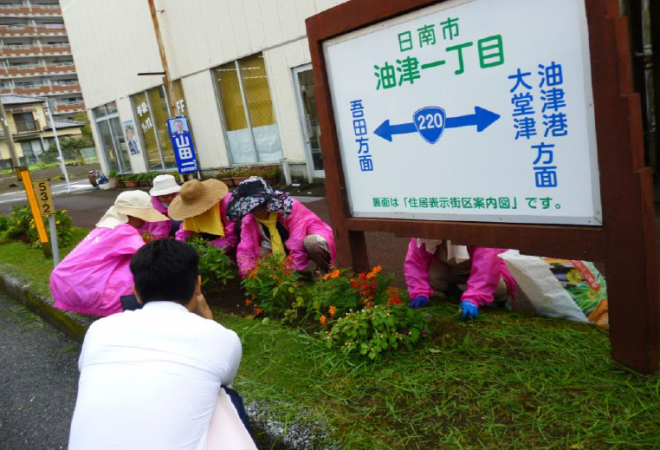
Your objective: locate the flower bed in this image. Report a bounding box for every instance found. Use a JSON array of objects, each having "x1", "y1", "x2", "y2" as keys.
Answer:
[{"x1": 241, "y1": 254, "x2": 430, "y2": 359}]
